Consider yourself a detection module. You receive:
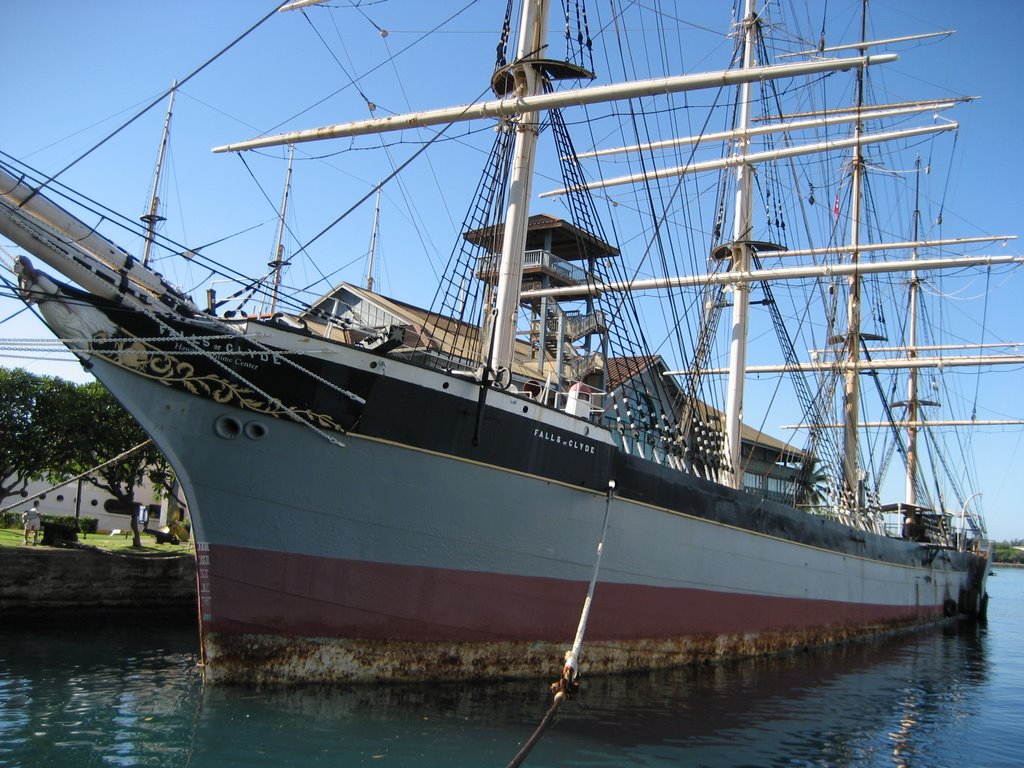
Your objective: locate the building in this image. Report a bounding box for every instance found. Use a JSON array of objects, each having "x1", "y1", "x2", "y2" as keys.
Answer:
[
  {"x1": 4, "y1": 474, "x2": 184, "y2": 536},
  {"x1": 287, "y1": 212, "x2": 810, "y2": 509}
]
